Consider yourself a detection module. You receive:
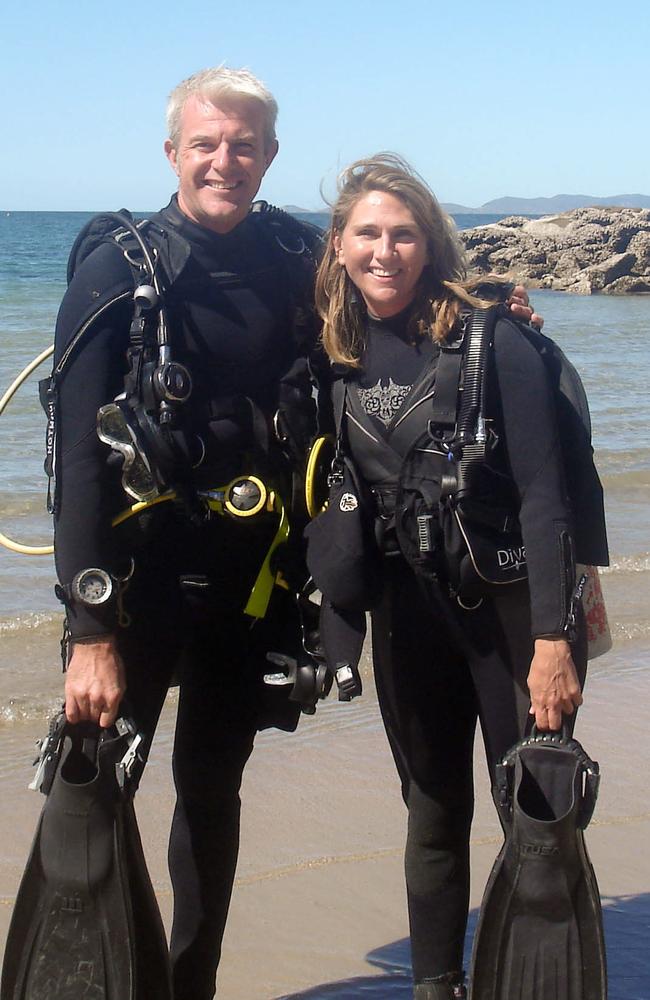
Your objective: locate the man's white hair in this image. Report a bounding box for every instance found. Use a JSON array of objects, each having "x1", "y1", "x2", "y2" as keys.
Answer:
[{"x1": 166, "y1": 66, "x2": 278, "y2": 150}]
